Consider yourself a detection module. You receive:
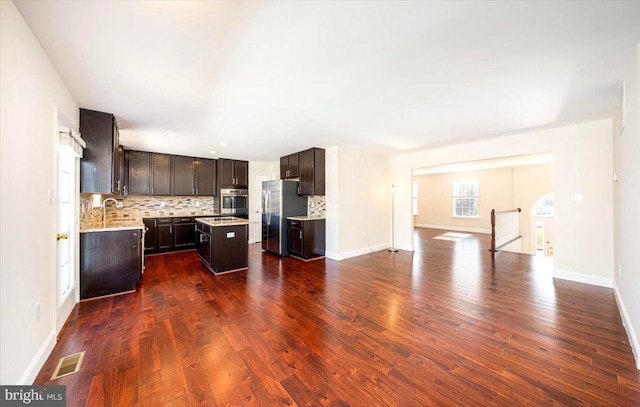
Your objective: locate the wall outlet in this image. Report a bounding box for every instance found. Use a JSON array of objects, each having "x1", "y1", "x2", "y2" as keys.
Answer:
[
  {"x1": 160, "y1": 201, "x2": 166, "y2": 207},
  {"x1": 35, "y1": 303, "x2": 40, "y2": 322},
  {"x1": 195, "y1": 201, "x2": 200, "y2": 207}
]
